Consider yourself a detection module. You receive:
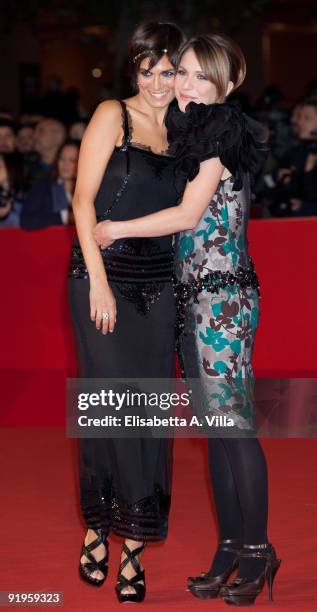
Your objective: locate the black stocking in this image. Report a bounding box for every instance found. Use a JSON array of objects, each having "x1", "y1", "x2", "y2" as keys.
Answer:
[
  {"x1": 207, "y1": 438, "x2": 243, "y2": 576},
  {"x1": 208, "y1": 437, "x2": 269, "y2": 581}
]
